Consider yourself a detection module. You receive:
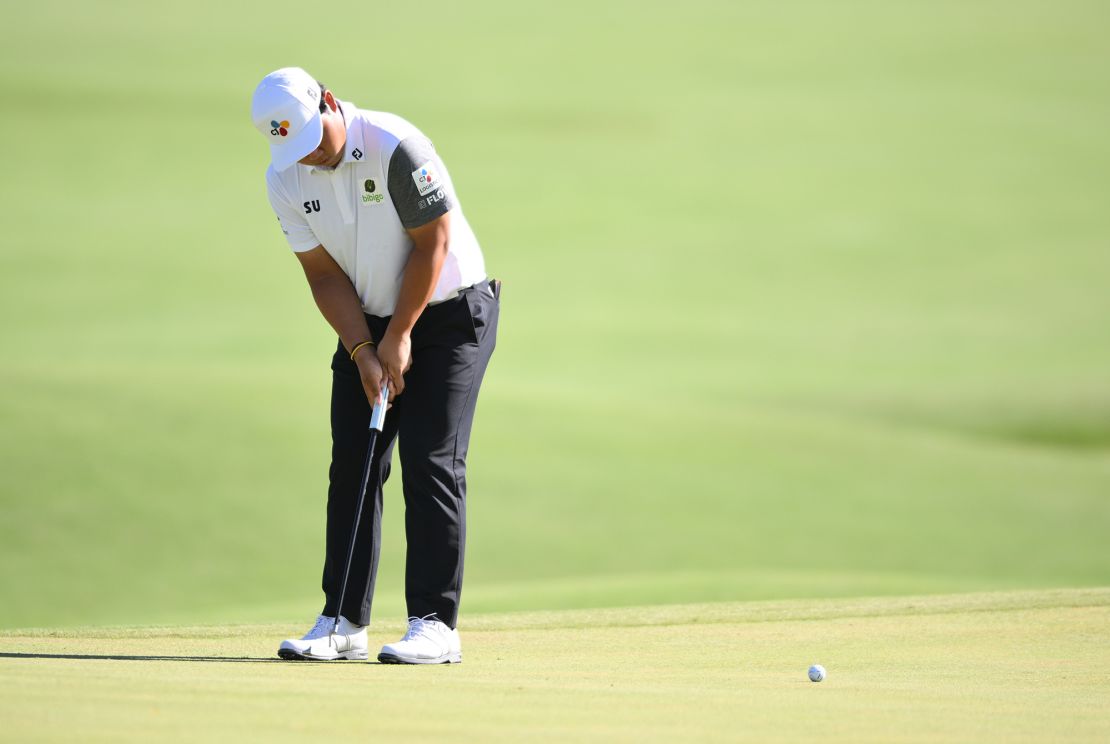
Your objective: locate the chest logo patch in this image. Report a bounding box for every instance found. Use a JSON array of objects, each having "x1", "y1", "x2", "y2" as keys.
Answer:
[
  {"x1": 412, "y1": 161, "x2": 440, "y2": 196},
  {"x1": 362, "y1": 178, "x2": 384, "y2": 205}
]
